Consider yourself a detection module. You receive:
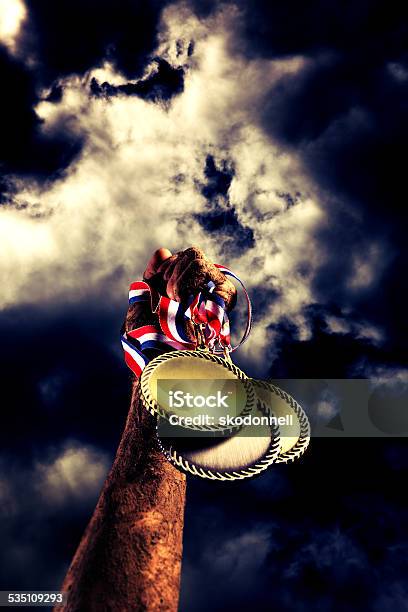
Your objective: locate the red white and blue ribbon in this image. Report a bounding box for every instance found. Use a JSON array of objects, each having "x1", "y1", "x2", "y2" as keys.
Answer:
[{"x1": 121, "y1": 266, "x2": 252, "y2": 378}]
